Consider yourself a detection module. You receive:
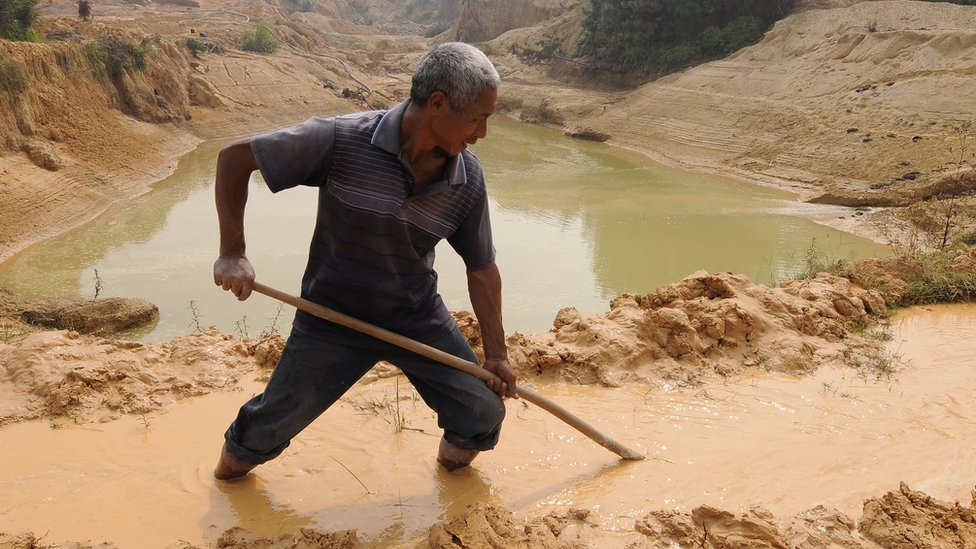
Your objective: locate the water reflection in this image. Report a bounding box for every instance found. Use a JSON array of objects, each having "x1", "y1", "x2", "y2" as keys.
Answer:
[
  {"x1": 434, "y1": 466, "x2": 501, "y2": 520},
  {"x1": 2, "y1": 140, "x2": 224, "y2": 299},
  {"x1": 0, "y1": 117, "x2": 889, "y2": 341},
  {"x1": 441, "y1": 117, "x2": 889, "y2": 330},
  {"x1": 211, "y1": 475, "x2": 315, "y2": 537}
]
